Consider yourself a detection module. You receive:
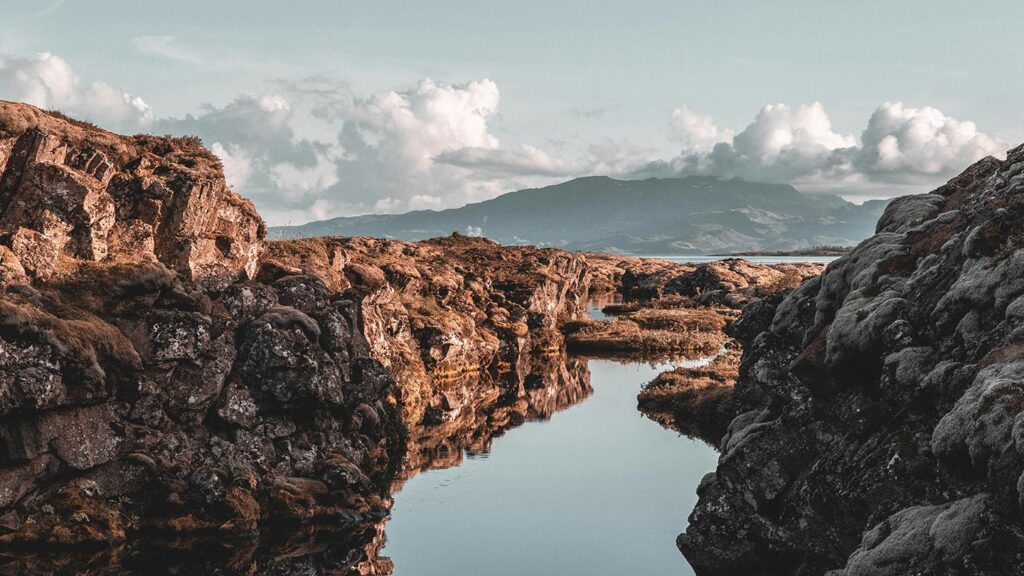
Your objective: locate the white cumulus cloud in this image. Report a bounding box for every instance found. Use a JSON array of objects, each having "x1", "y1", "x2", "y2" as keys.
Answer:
[
  {"x1": 0, "y1": 52, "x2": 152, "y2": 131},
  {"x1": 210, "y1": 142, "x2": 253, "y2": 189},
  {"x1": 0, "y1": 48, "x2": 1009, "y2": 222},
  {"x1": 856, "y1": 102, "x2": 1004, "y2": 181},
  {"x1": 147, "y1": 76, "x2": 588, "y2": 222},
  {"x1": 670, "y1": 105, "x2": 733, "y2": 151},
  {"x1": 641, "y1": 101, "x2": 1005, "y2": 197}
]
